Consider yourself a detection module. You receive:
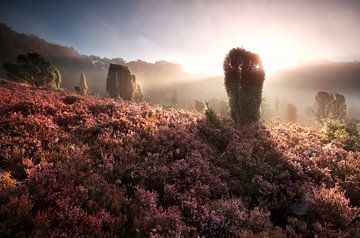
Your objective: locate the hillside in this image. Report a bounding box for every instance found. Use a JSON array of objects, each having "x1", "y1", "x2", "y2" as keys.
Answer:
[
  {"x1": 0, "y1": 79, "x2": 359, "y2": 237},
  {"x1": 0, "y1": 23, "x2": 188, "y2": 96},
  {"x1": 2, "y1": 21, "x2": 360, "y2": 116},
  {"x1": 269, "y1": 61, "x2": 360, "y2": 93}
]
